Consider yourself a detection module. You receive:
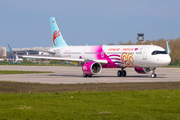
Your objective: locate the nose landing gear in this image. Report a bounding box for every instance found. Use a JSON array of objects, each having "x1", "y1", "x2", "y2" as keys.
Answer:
[{"x1": 151, "y1": 68, "x2": 157, "y2": 78}]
